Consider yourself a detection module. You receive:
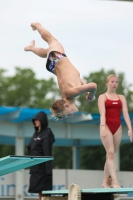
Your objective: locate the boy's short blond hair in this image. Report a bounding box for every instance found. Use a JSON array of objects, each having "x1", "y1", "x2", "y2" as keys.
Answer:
[{"x1": 50, "y1": 99, "x2": 66, "y2": 120}]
